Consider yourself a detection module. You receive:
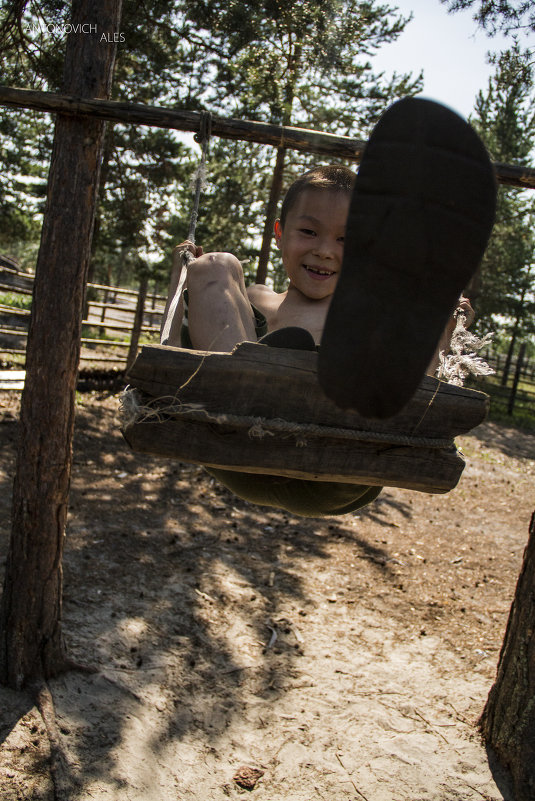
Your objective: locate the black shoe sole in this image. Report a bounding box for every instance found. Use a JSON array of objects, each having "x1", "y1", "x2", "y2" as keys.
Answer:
[{"x1": 318, "y1": 97, "x2": 496, "y2": 419}]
